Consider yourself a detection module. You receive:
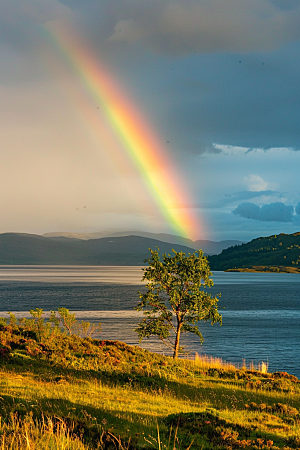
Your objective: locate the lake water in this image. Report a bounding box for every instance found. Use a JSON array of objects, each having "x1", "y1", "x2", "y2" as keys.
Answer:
[{"x1": 0, "y1": 266, "x2": 299, "y2": 377}]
